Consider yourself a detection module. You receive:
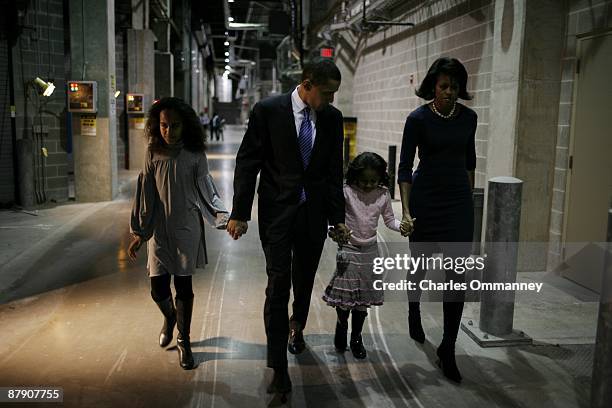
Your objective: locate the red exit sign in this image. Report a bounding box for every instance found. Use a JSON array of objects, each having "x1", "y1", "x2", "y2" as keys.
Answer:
[{"x1": 320, "y1": 48, "x2": 333, "y2": 58}]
